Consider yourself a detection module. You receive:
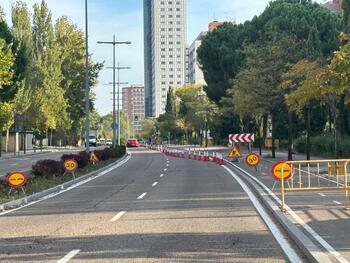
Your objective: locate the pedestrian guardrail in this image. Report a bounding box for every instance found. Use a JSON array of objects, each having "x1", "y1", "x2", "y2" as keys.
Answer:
[{"x1": 280, "y1": 159, "x2": 350, "y2": 211}]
